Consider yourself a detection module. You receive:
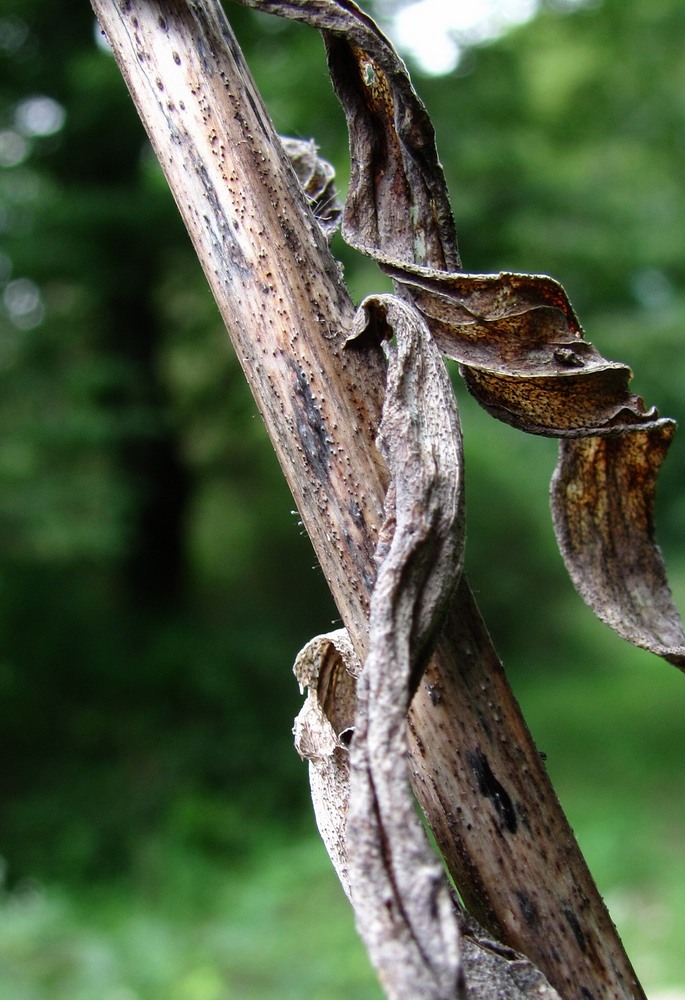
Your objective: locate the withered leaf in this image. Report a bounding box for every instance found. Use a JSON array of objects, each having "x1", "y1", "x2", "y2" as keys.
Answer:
[
  {"x1": 292, "y1": 632, "x2": 562, "y2": 1000},
  {"x1": 280, "y1": 136, "x2": 342, "y2": 243},
  {"x1": 342, "y1": 292, "x2": 465, "y2": 1000},
  {"x1": 349, "y1": 292, "x2": 466, "y2": 670},
  {"x1": 237, "y1": 0, "x2": 460, "y2": 271},
  {"x1": 293, "y1": 629, "x2": 361, "y2": 900},
  {"x1": 551, "y1": 427, "x2": 685, "y2": 666},
  {"x1": 244, "y1": 0, "x2": 684, "y2": 666},
  {"x1": 389, "y1": 267, "x2": 660, "y2": 437}
]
